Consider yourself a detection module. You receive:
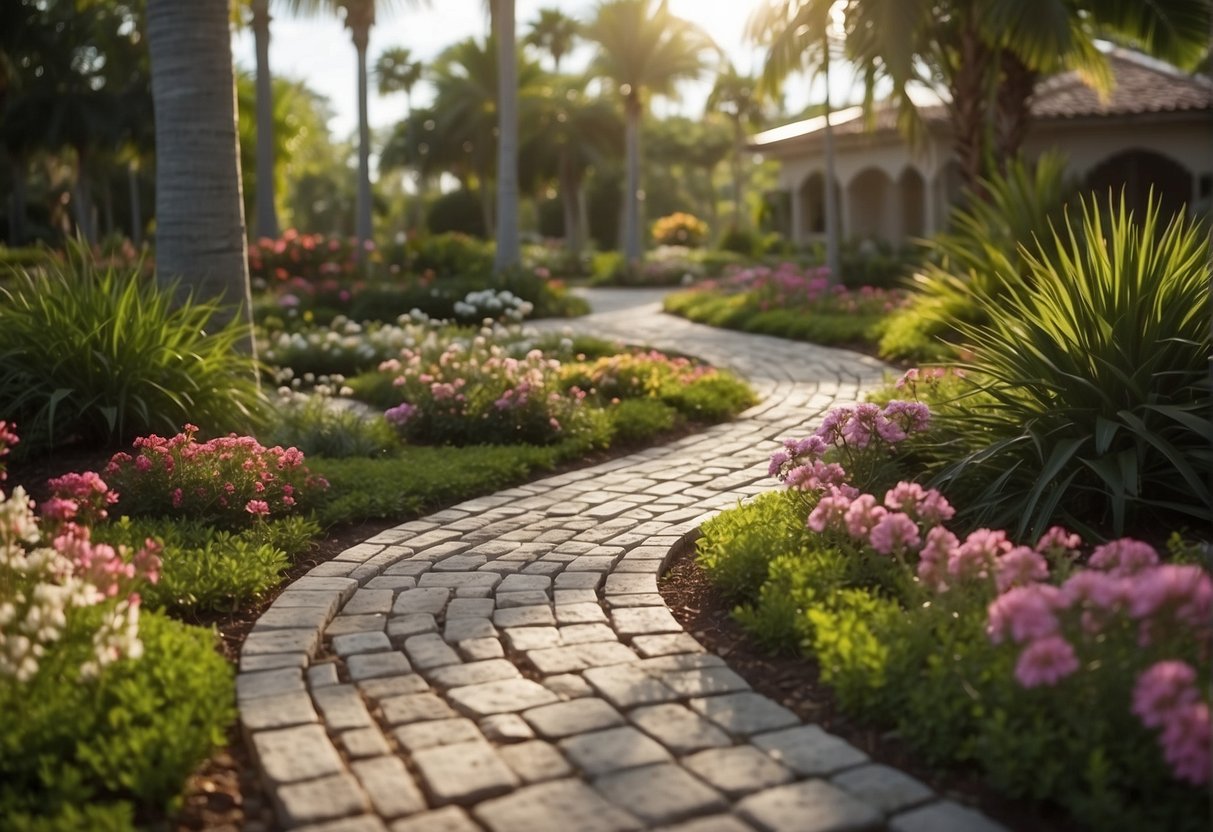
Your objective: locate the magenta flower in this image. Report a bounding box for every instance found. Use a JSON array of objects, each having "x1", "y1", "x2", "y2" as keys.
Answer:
[
  {"x1": 1034, "y1": 525, "x2": 1082, "y2": 559},
  {"x1": 1159, "y1": 701, "x2": 1211, "y2": 785},
  {"x1": 843, "y1": 494, "x2": 887, "y2": 539},
  {"x1": 807, "y1": 487, "x2": 853, "y2": 534},
  {"x1": 949, "y1": 528, "x2": 1012, "y2": 581},
  {"x1": 918, "y1": 526, "x2": 959, "y2": 591},
  {"x1": 987, "y1": 584, "x2": 1067, "y2": 644},
  {"x1": 1088, "y1": 538, "x2": 1160, "y2": 577},
  {"x1": 995, "y1": 546, "x2": 1050, "y2": 593},
  {"x1": 1133, "y1": 661, "x2": 1200, "y2": 729},
  {"x1": 868, "y1": 512, "x2": 920, "y2": 555},
  {"x1": 1013, "y1": 635, "x2": 1079, "y2": 688}
]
